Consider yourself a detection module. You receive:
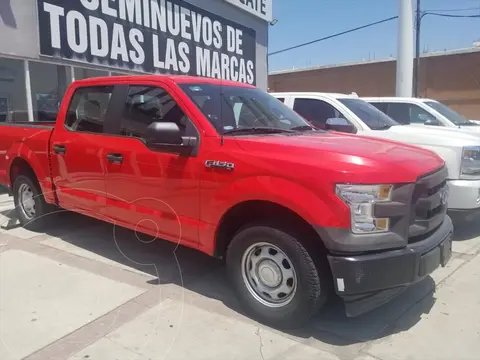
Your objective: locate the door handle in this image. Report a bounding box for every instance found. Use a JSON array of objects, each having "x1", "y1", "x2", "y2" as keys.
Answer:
[
  {"x1": 106, "y1": 153, "x2": 123, "y2": 164},
  {"x1": 53, "y1": 144, "x2": 66, "y2": 155}
]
